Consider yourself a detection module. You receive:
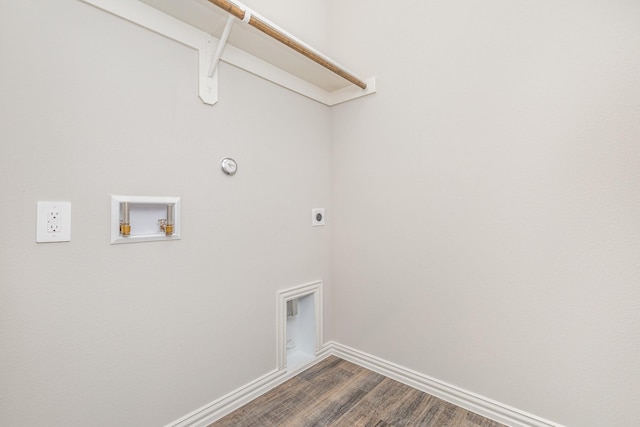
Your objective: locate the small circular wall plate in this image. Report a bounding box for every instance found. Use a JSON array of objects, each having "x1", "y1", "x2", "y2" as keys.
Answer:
[{"x1": 221, "y1": 157, "x2": 238, "y2": 176}]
